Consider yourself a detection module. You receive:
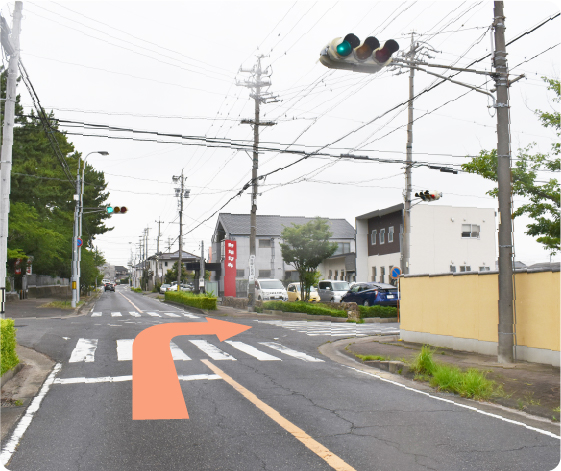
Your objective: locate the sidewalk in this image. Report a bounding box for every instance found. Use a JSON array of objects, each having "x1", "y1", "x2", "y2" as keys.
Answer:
[
  {"x1": 338, "y1": 335, "x2": 560, "y2": 422},
  {"x1": 3, "y1": 293, "x2": 99, "y2": 319}
]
